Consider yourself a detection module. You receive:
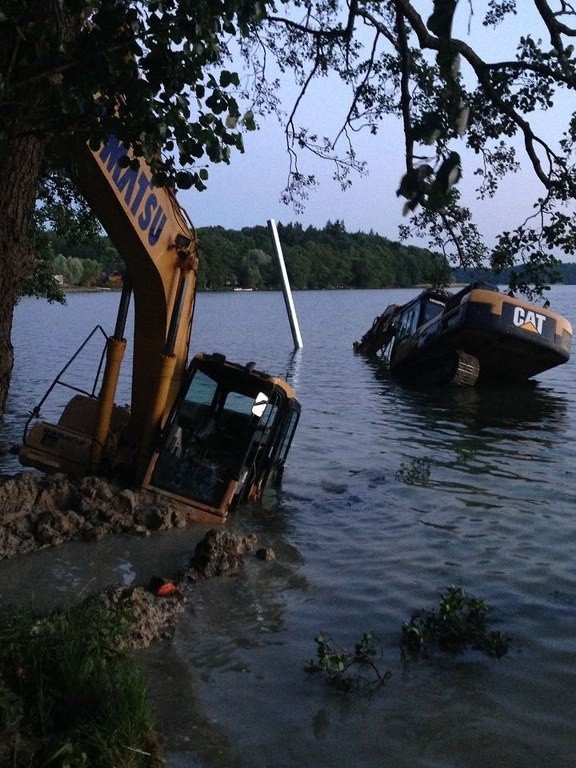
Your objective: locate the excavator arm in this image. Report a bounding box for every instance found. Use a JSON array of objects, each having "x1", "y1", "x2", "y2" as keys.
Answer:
[{"x1": 71, "y1": 136, "x2": 198, "y2": 474}]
